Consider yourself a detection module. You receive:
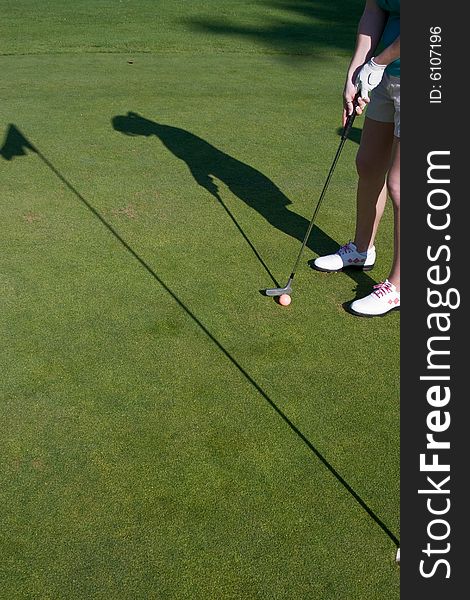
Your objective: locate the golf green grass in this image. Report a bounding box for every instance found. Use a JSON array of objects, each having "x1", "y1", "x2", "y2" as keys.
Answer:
[{"x1": 1, "y1": 2, "x2": 399, "y2": 598}]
